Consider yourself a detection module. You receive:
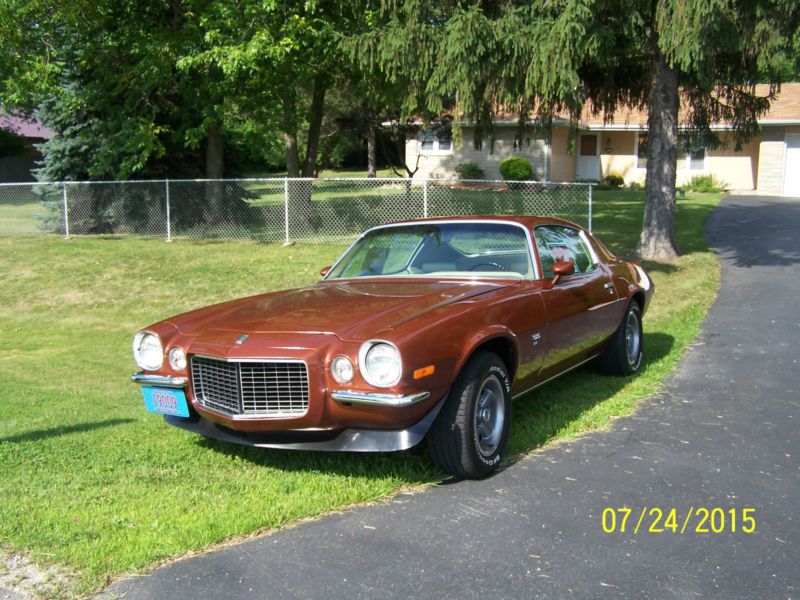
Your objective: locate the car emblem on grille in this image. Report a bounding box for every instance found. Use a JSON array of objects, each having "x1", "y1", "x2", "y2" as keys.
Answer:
[{"x1": 234, "y1": 334, "x2": 249, "y2": 345}]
